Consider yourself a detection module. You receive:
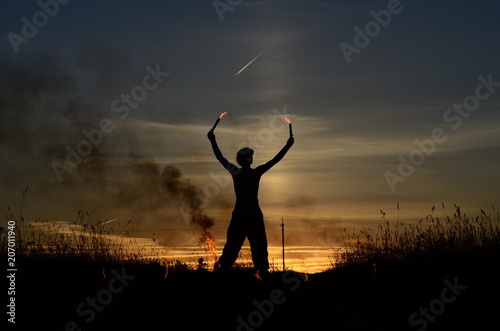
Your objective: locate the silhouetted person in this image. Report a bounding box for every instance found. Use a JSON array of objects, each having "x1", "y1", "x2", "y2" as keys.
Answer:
[{"x1": 207, "y1": 130, "x2": 294, "y2": 276}]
